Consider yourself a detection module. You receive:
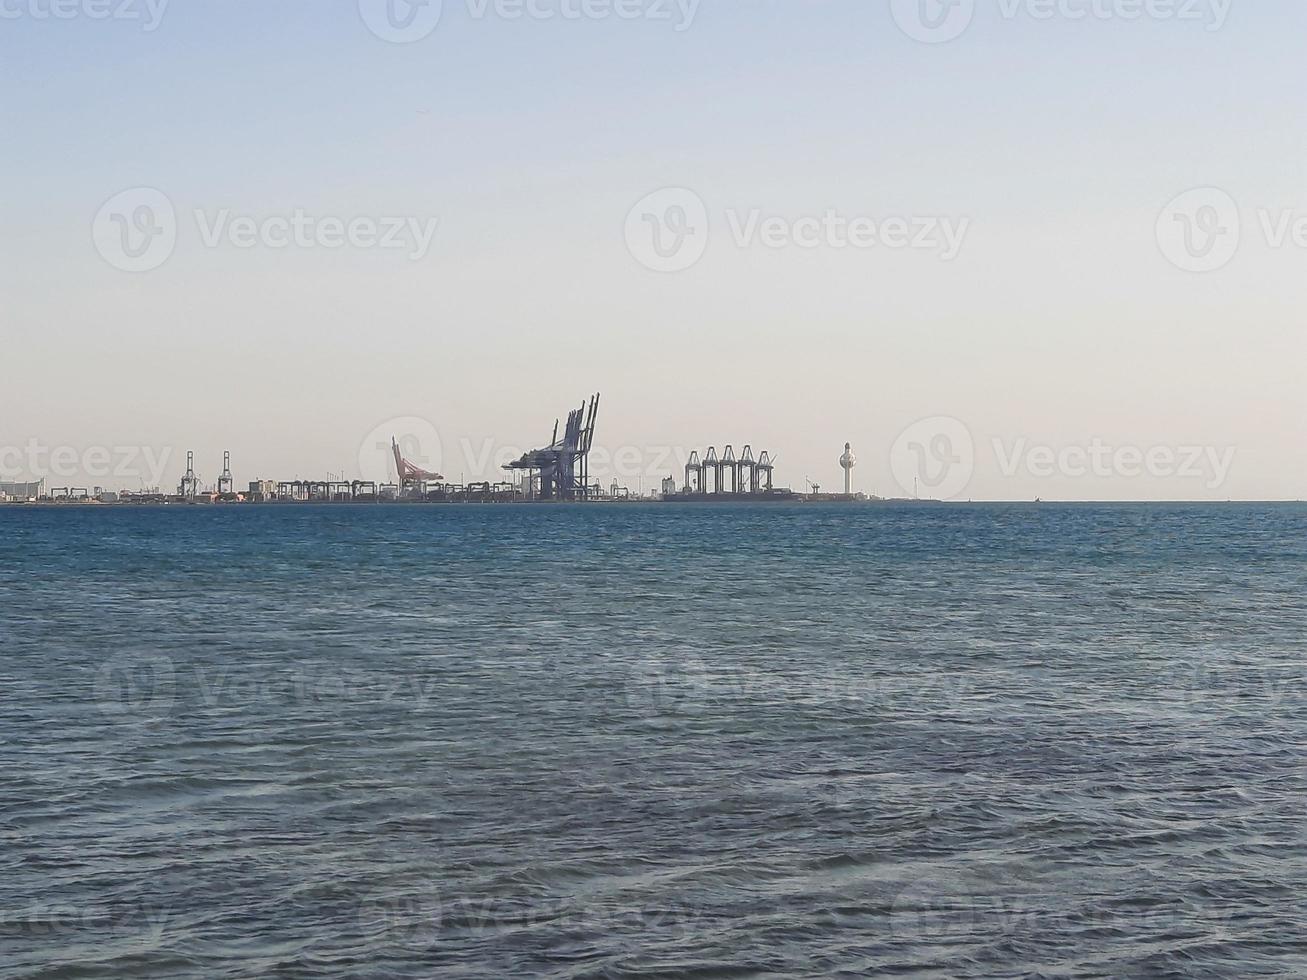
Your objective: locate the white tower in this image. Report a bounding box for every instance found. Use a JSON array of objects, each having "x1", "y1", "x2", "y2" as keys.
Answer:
[{"x1": 839, "y1": 442, "x2": 856, "y2": 495}]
